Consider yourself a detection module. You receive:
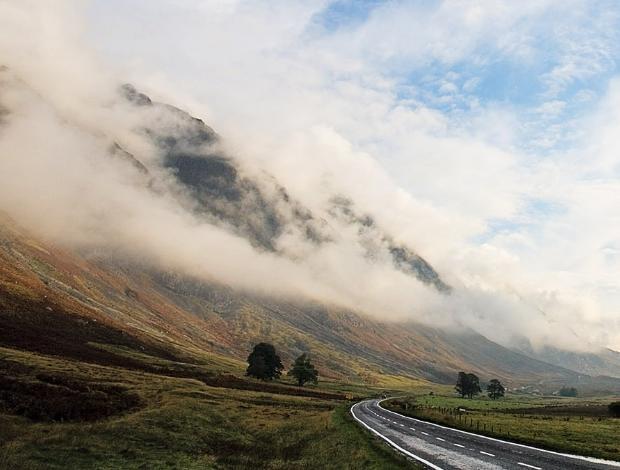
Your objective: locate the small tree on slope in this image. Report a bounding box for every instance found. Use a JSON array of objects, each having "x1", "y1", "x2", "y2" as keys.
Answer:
[
  {"x1": 246, "y1": 343, "x2": 283, "y2": 380},
  {"x1": 288, "y1": 353, "x2": 319, "y2": 387}
]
